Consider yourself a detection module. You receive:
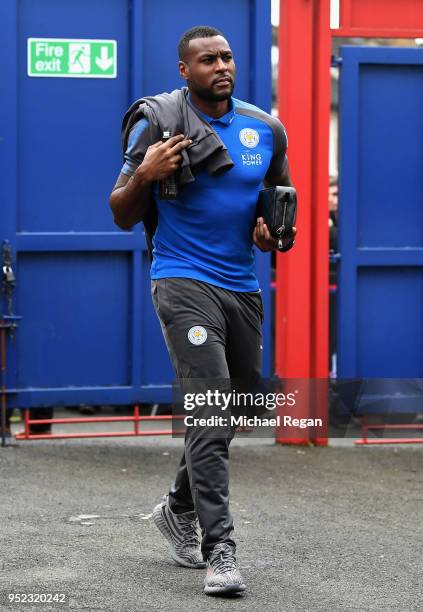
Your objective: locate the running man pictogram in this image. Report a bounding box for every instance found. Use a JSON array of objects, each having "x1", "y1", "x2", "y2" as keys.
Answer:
[{"x1": 69, "y1": 44, "x2": 91, "y2": 73}]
